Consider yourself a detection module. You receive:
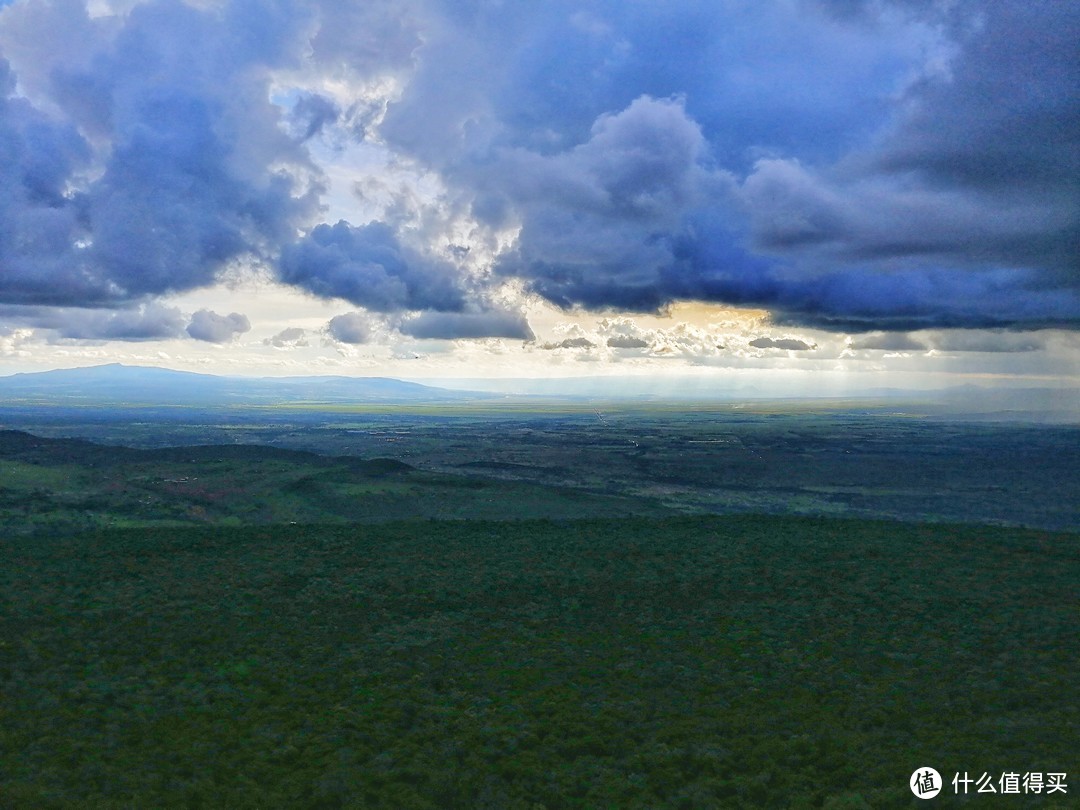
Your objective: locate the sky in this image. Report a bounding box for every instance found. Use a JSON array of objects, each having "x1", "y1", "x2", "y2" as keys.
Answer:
[{"x1": 0, "y1": 0, "x2": 1077, "y2": 393}]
